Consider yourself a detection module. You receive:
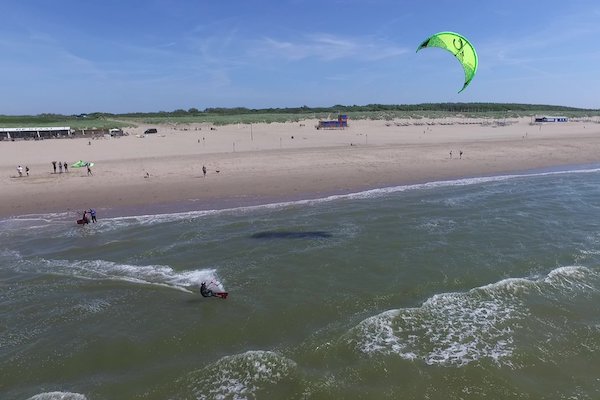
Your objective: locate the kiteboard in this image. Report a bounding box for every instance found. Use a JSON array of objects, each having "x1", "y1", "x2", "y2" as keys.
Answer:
[
  {"x1": 213, "y1": 292, "x2": 228, "y2": 299},
  {"x1": 77, "y1": 218, "x2": 88, "y2": 225},
  {"x1": 200, "y1": 282, "x2": 228, "y2": 299}
]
